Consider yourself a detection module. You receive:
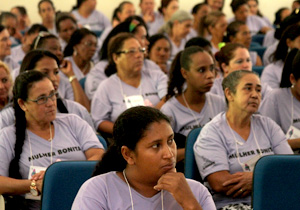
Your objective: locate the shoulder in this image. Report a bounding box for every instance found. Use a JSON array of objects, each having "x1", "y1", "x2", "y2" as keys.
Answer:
[
  {"x1": 161, "y1": 97, "x2": 178, "y2": 111},
  {"x1": 201, "y1": 112, "x2": 226, "y2": 133}
]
